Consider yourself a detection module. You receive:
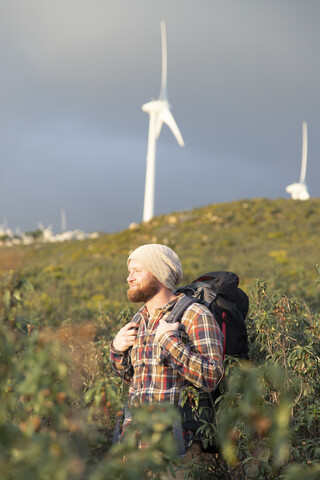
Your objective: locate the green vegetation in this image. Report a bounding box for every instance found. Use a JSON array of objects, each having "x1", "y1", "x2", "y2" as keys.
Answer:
[{"x1": 0, "y1": 198, "x2": 319, "y2": 478}]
